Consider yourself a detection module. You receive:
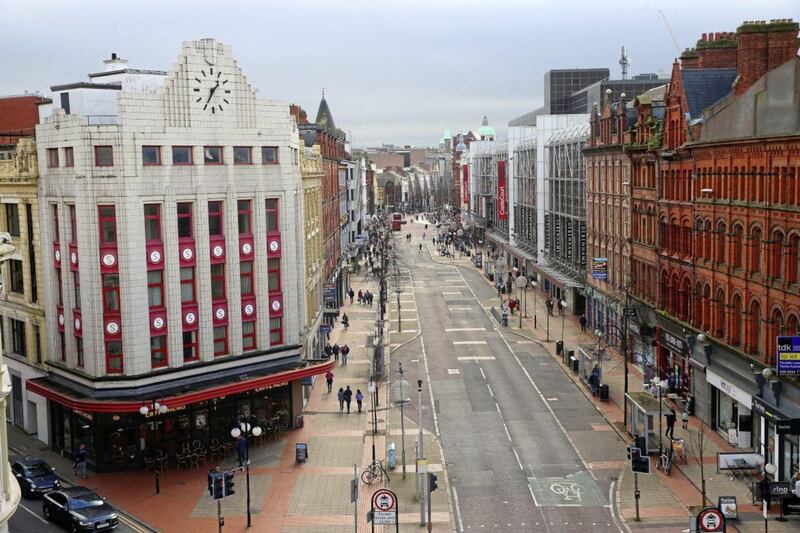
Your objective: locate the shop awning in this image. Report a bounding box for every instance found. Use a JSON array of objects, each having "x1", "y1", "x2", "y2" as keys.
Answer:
[{"x1": 27, "y1": 359, "x2": 335, "y2": 414}]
